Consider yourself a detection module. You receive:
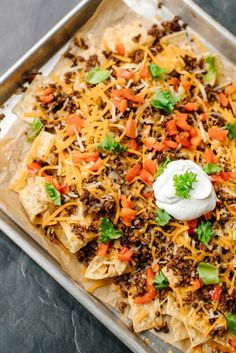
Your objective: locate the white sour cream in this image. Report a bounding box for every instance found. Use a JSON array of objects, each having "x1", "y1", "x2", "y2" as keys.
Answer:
[{"x1": 153, "y1": 160, "x2": 217, "y2": 221}]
